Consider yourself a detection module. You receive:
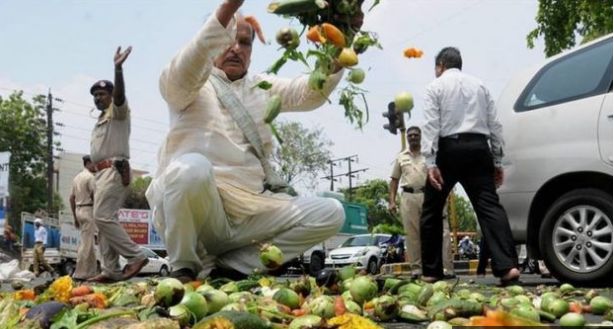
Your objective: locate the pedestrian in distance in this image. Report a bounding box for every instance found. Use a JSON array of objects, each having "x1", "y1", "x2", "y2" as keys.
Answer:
[{"x1": 33, "y1": 217, "x2": 55, "y2": 277}]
